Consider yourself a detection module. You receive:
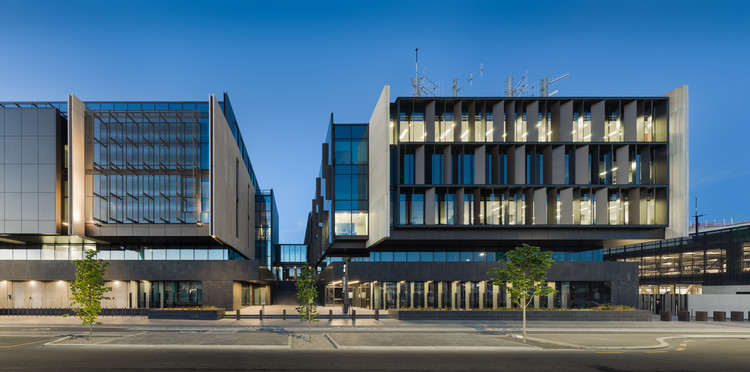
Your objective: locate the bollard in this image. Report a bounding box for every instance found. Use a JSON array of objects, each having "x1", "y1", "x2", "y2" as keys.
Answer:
[
  {"x1": 352, "y1": 309, "x2": 356, "y2": 321},
  {"x1": 329, "y1": 309, "x2": 333, "y2": 321},
  {"x1": 731, "y1": 311, "x2": 744, "y2": 322},
  {"x1": 374, "y1": 309, "x2": 379, "y2": 320},
  {"x1": 660, "y1": 311, "x2": 672, "y2": 321},
  {"x1": 677, "y1": 311, "x2": 690, "y2": 321},
  {"x1": 696, "y1": 311, "x2": 708, "y2": 321},
  {"x1": 283, "y1": 309, "x2": 286, "y2": 320},
  {"x1": 236, "y1": 310, "x2": 240, "y2": 320},
  {"x1": 713, "y1": 311, "x2": 726, "y2": 321},
  {"x1": 259, "y1": 309, "x2": 263, "y2": 320}
]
